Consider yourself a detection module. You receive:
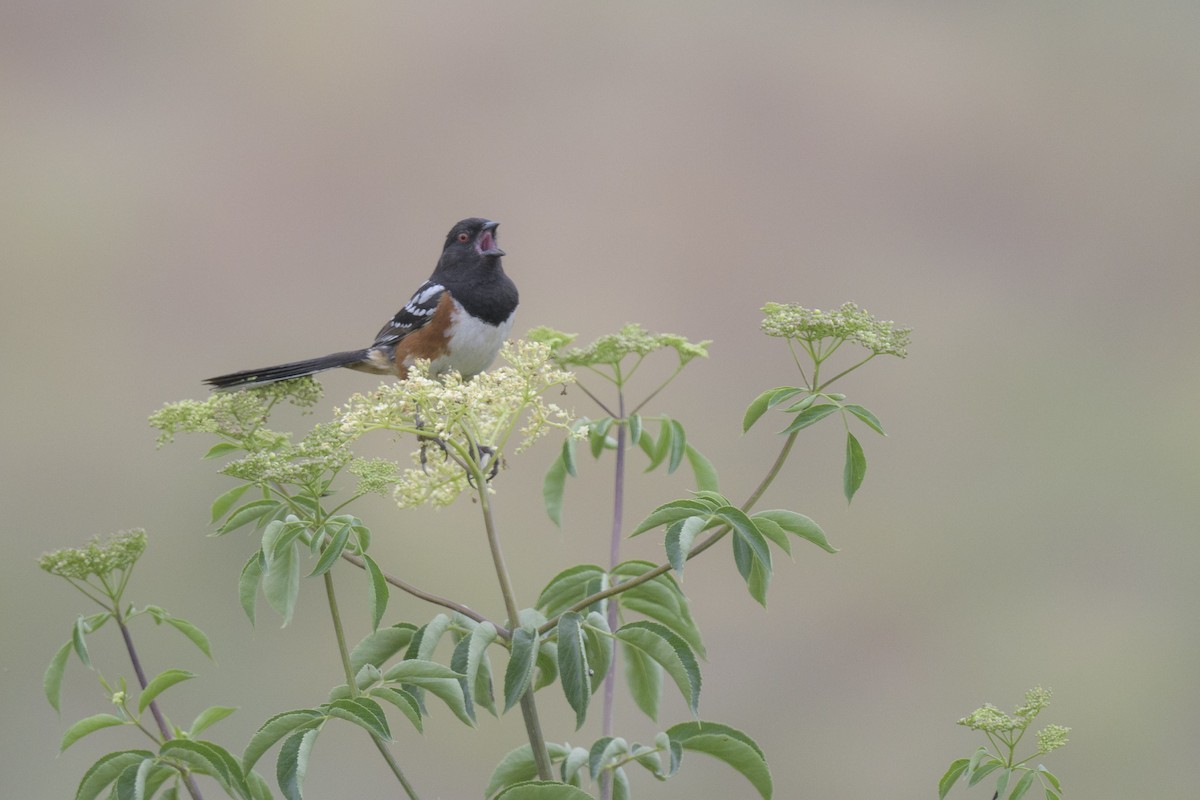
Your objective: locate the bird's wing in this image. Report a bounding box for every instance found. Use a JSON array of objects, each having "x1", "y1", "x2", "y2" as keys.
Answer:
[{"x1": 371, "y1": 281, "x2": 447, "y2": 349}]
